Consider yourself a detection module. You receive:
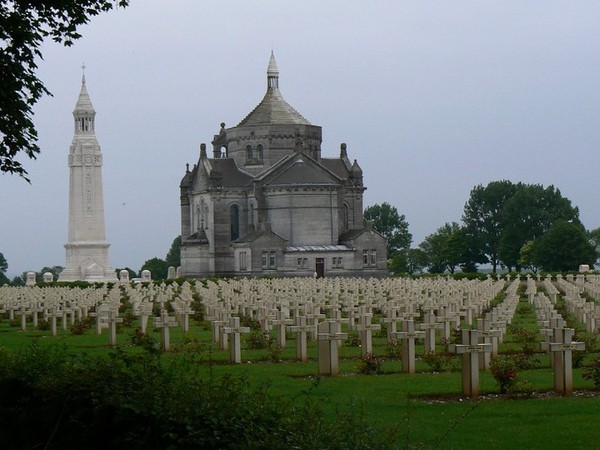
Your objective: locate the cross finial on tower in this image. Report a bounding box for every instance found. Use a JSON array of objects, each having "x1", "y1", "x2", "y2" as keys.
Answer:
[{"x1": 81, "y1": 62, "x2": 86, "y2": 84}]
